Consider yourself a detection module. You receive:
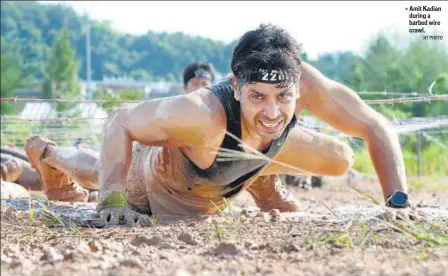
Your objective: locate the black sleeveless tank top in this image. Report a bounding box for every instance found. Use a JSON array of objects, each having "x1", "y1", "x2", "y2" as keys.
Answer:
[{"x1": 181, "y1": 78, "x2": 297, "y2": 198}]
